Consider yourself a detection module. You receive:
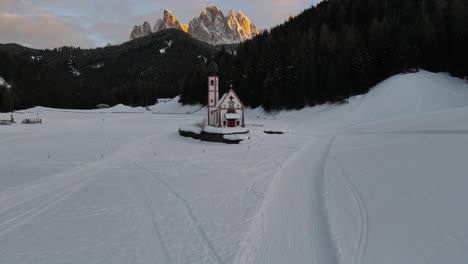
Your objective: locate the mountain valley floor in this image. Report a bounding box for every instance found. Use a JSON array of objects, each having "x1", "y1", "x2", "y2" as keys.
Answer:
[{"x1": 1, "y1": 71, "x2": 468, "y2": 264}]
